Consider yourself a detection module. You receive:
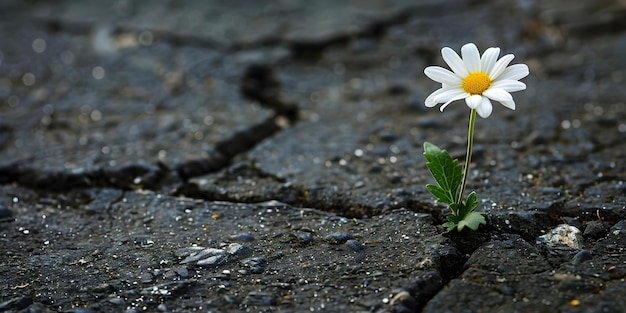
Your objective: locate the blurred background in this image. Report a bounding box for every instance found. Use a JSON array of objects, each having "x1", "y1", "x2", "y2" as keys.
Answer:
[{"x1": 0, "y1": 0, "x2": 624, "y2": 202}]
